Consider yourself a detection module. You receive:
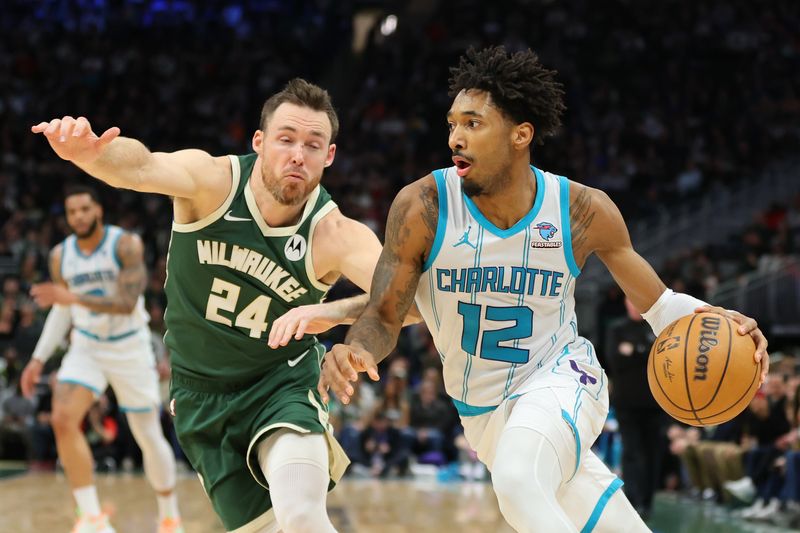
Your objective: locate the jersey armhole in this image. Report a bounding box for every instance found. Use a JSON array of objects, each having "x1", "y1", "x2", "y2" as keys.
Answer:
[
  {"x1": 111, "y1": 228, "x2": 124, "y2": 268},
  {"x1": 422, "y1": 169, "x2": 449, "y2": 272},
  {"x1": 171, "y1": 154, "x2": 241, "y2": 233},
  {"x1": 305, "y1": 201, "x2": 339, "y2": 292},
  {"x1": 559, "y1": 175, "x2": 581, "y2": 278}
]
